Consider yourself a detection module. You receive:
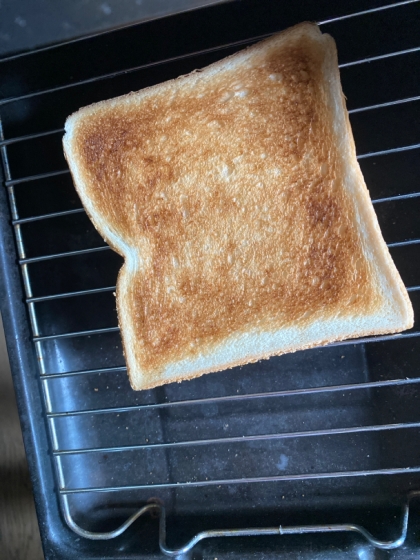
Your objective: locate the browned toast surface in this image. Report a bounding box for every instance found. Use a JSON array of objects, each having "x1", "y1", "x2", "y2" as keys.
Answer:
[{"x1": 64, "y1": 24, "x2": 411, "y2": 388}]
